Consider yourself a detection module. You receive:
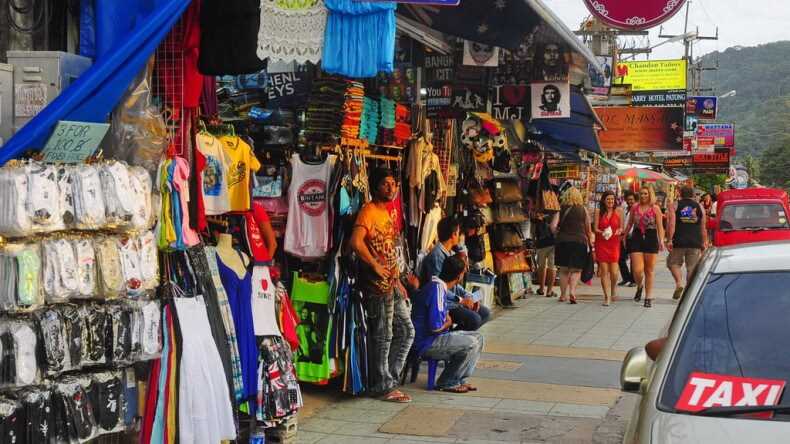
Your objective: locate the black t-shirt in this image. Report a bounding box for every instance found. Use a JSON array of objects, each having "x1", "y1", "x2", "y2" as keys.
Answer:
[
  {"x1": 534, "y1": 218, "x2": 555, "y2": 249},
  {"x1": 673, "y1": 198, "x2": 704, "y2": 248}
]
